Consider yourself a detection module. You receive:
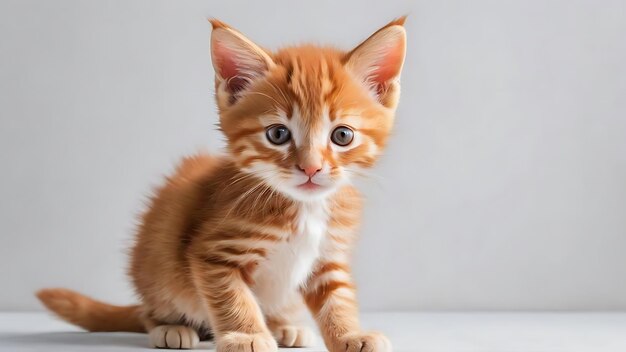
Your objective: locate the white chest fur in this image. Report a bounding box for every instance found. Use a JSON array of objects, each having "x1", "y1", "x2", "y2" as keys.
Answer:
[{"x1": 252, "y1": 201, "x2": 328, "y2": 314}]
